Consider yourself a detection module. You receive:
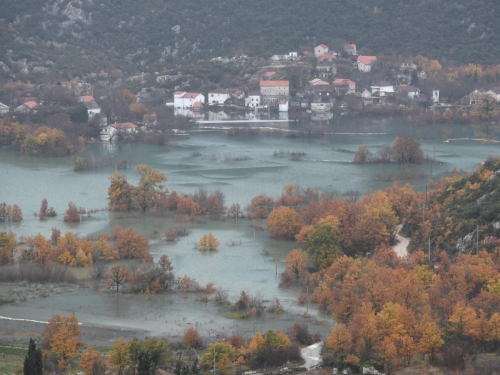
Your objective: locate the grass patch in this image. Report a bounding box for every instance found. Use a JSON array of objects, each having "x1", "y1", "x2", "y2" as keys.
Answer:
[
  {"x1": 226, "y1": 312, "x2": 249, "y2": 319},
  {"x1": 0, "y1": 353, "x2": 24, "y2": 374},
  {"x1": 0, "y1": 345, "x2": 28, "y2": 356}
]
